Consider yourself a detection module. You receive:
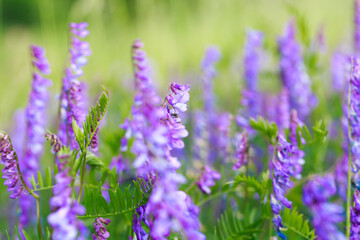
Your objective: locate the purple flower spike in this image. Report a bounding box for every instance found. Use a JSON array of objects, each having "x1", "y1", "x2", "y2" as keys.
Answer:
[
  {"x1": 0, "y1": 132, "x2": 23, "y2": 199},
  {"x1": 331, "y1": 52, "x2": 347, "y2": 92},
  {"x1": 276, "y1": 88, "x2": 290, "y2": 131},
  {"x1": 58, "y1": 23, "x2": 90, "y2": 150},
  {"x1": 355, "y1": 0, "x2": 360, "y2": 55},
  {"x1": 233, "y1": 131, "x2": 249, "y2": 170},
  {"x1": 278, "y1": 21, "x2": 317, "y2": 119},
  {"x1": 166, "y1": 83, "x2": 190, "y2": 112},
  {"x1": 48, "y1": 166, "x2": 88, "y2": 240},
  {"x1": 31, "y1": 45, "x2": 51, "y2": 75},
  {"x1": 243, "y1": 29, "x2": 263, "y2": 91},
  {"x1": 303, "y1": 175, "x2": 345, "y2": 240},
  {"x1": 237, "y1": 29, "x2": 263, "y2": 131},
  {"x1": 20, "y1": 45, "x2": 52, "y2": 227},
  {"x1": 271, "y1": 134, "x2": 305, "y2": 238},
  {"x1": 92, "y1": 217, "x2": 111, "y2": 240},
  {"x1": 197, "y1": 165, "x2": 221, "y2": 194}
]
